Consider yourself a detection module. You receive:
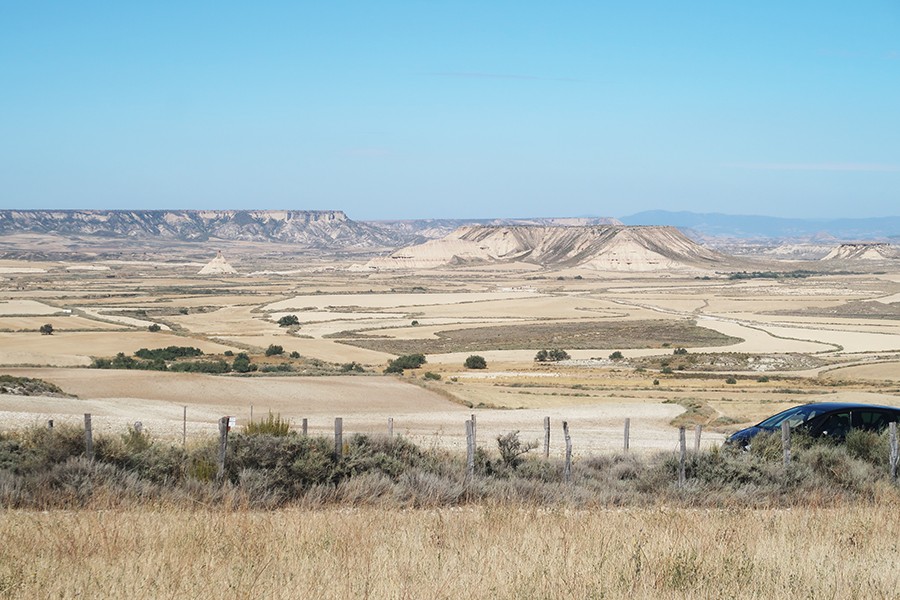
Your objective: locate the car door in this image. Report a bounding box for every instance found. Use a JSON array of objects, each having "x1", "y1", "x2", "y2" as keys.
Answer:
[
  {"x1": 853, "y1": 409, "x2": 899, "y2": 433},
  {"x1": 809, "y1": 411, "x2": 852, "y2": 440}
]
